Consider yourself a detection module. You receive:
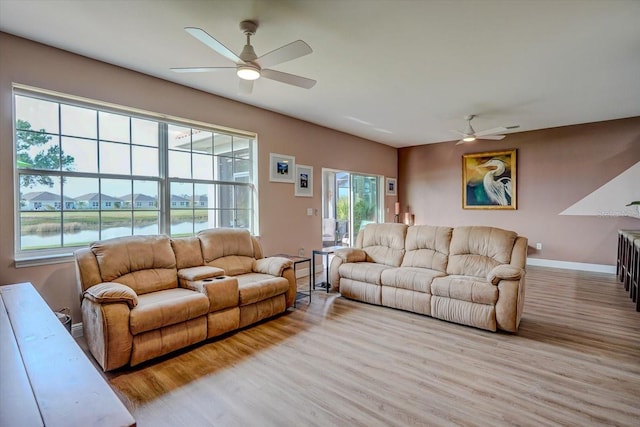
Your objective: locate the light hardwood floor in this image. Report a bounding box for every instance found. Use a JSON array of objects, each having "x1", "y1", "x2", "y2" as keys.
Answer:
[{"x1": 99, "y1": 266, "x2": 640, "y2": 426}]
